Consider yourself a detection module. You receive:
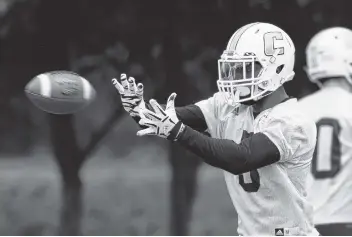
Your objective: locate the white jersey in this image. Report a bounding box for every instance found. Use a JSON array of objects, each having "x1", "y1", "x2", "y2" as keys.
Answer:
[
  {"x1": 196, "y1": 92, "x2": 318, "y2": 236},
  {"x1": 299, "y1": 86, "x2": 352, "y2": 225}
]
